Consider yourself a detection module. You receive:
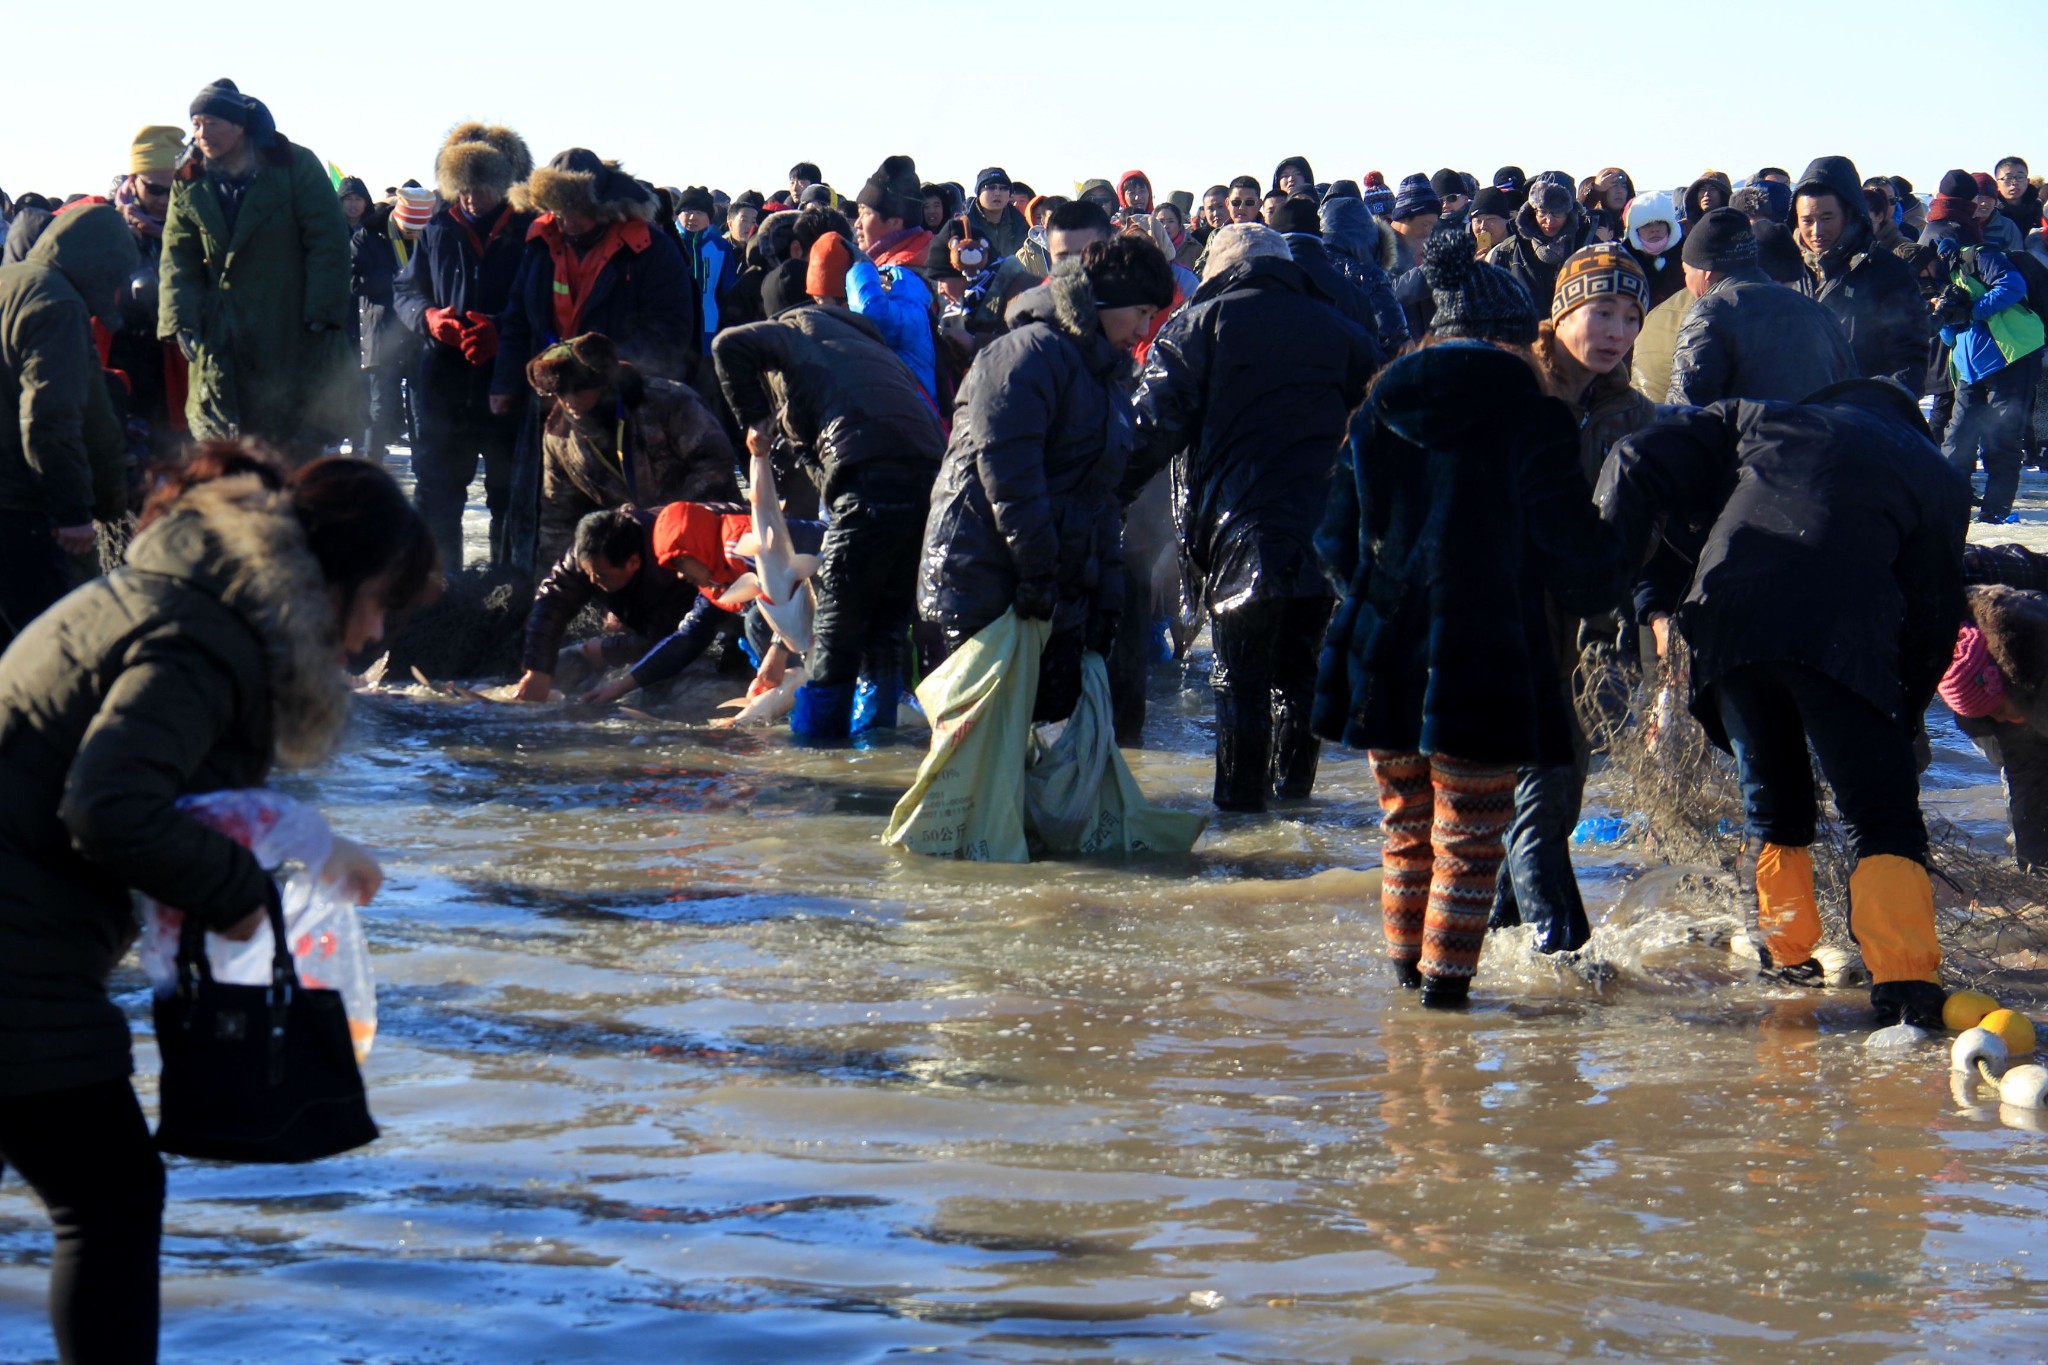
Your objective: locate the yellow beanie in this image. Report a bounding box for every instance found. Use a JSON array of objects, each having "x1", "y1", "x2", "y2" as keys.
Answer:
[{"x1": 131, "y1": 126, "x2": 184, "y2": 177}]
